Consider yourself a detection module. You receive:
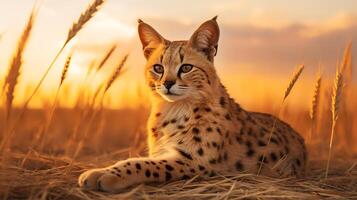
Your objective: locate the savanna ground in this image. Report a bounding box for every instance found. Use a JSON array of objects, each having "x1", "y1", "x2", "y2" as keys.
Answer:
[{"x1": 0, "y1": 1, "x2": 357, "y2": 199}]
